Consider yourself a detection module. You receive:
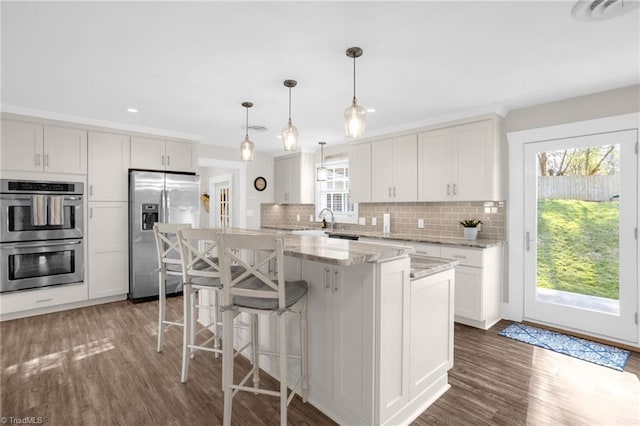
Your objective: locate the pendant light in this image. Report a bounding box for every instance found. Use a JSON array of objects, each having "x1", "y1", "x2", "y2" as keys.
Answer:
[
  {"x1": 281, "y1": 79, "x2": 298, "y2": 151},
  {"x1": 317, "y1": 141, "x2": 328, "y2": 181},
  {"x1": 344, "y1": 47, "x2": 366, "y2": 138},
  {"x1": 240, "y1": 101, "x2": 254, "y2": 162}
]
